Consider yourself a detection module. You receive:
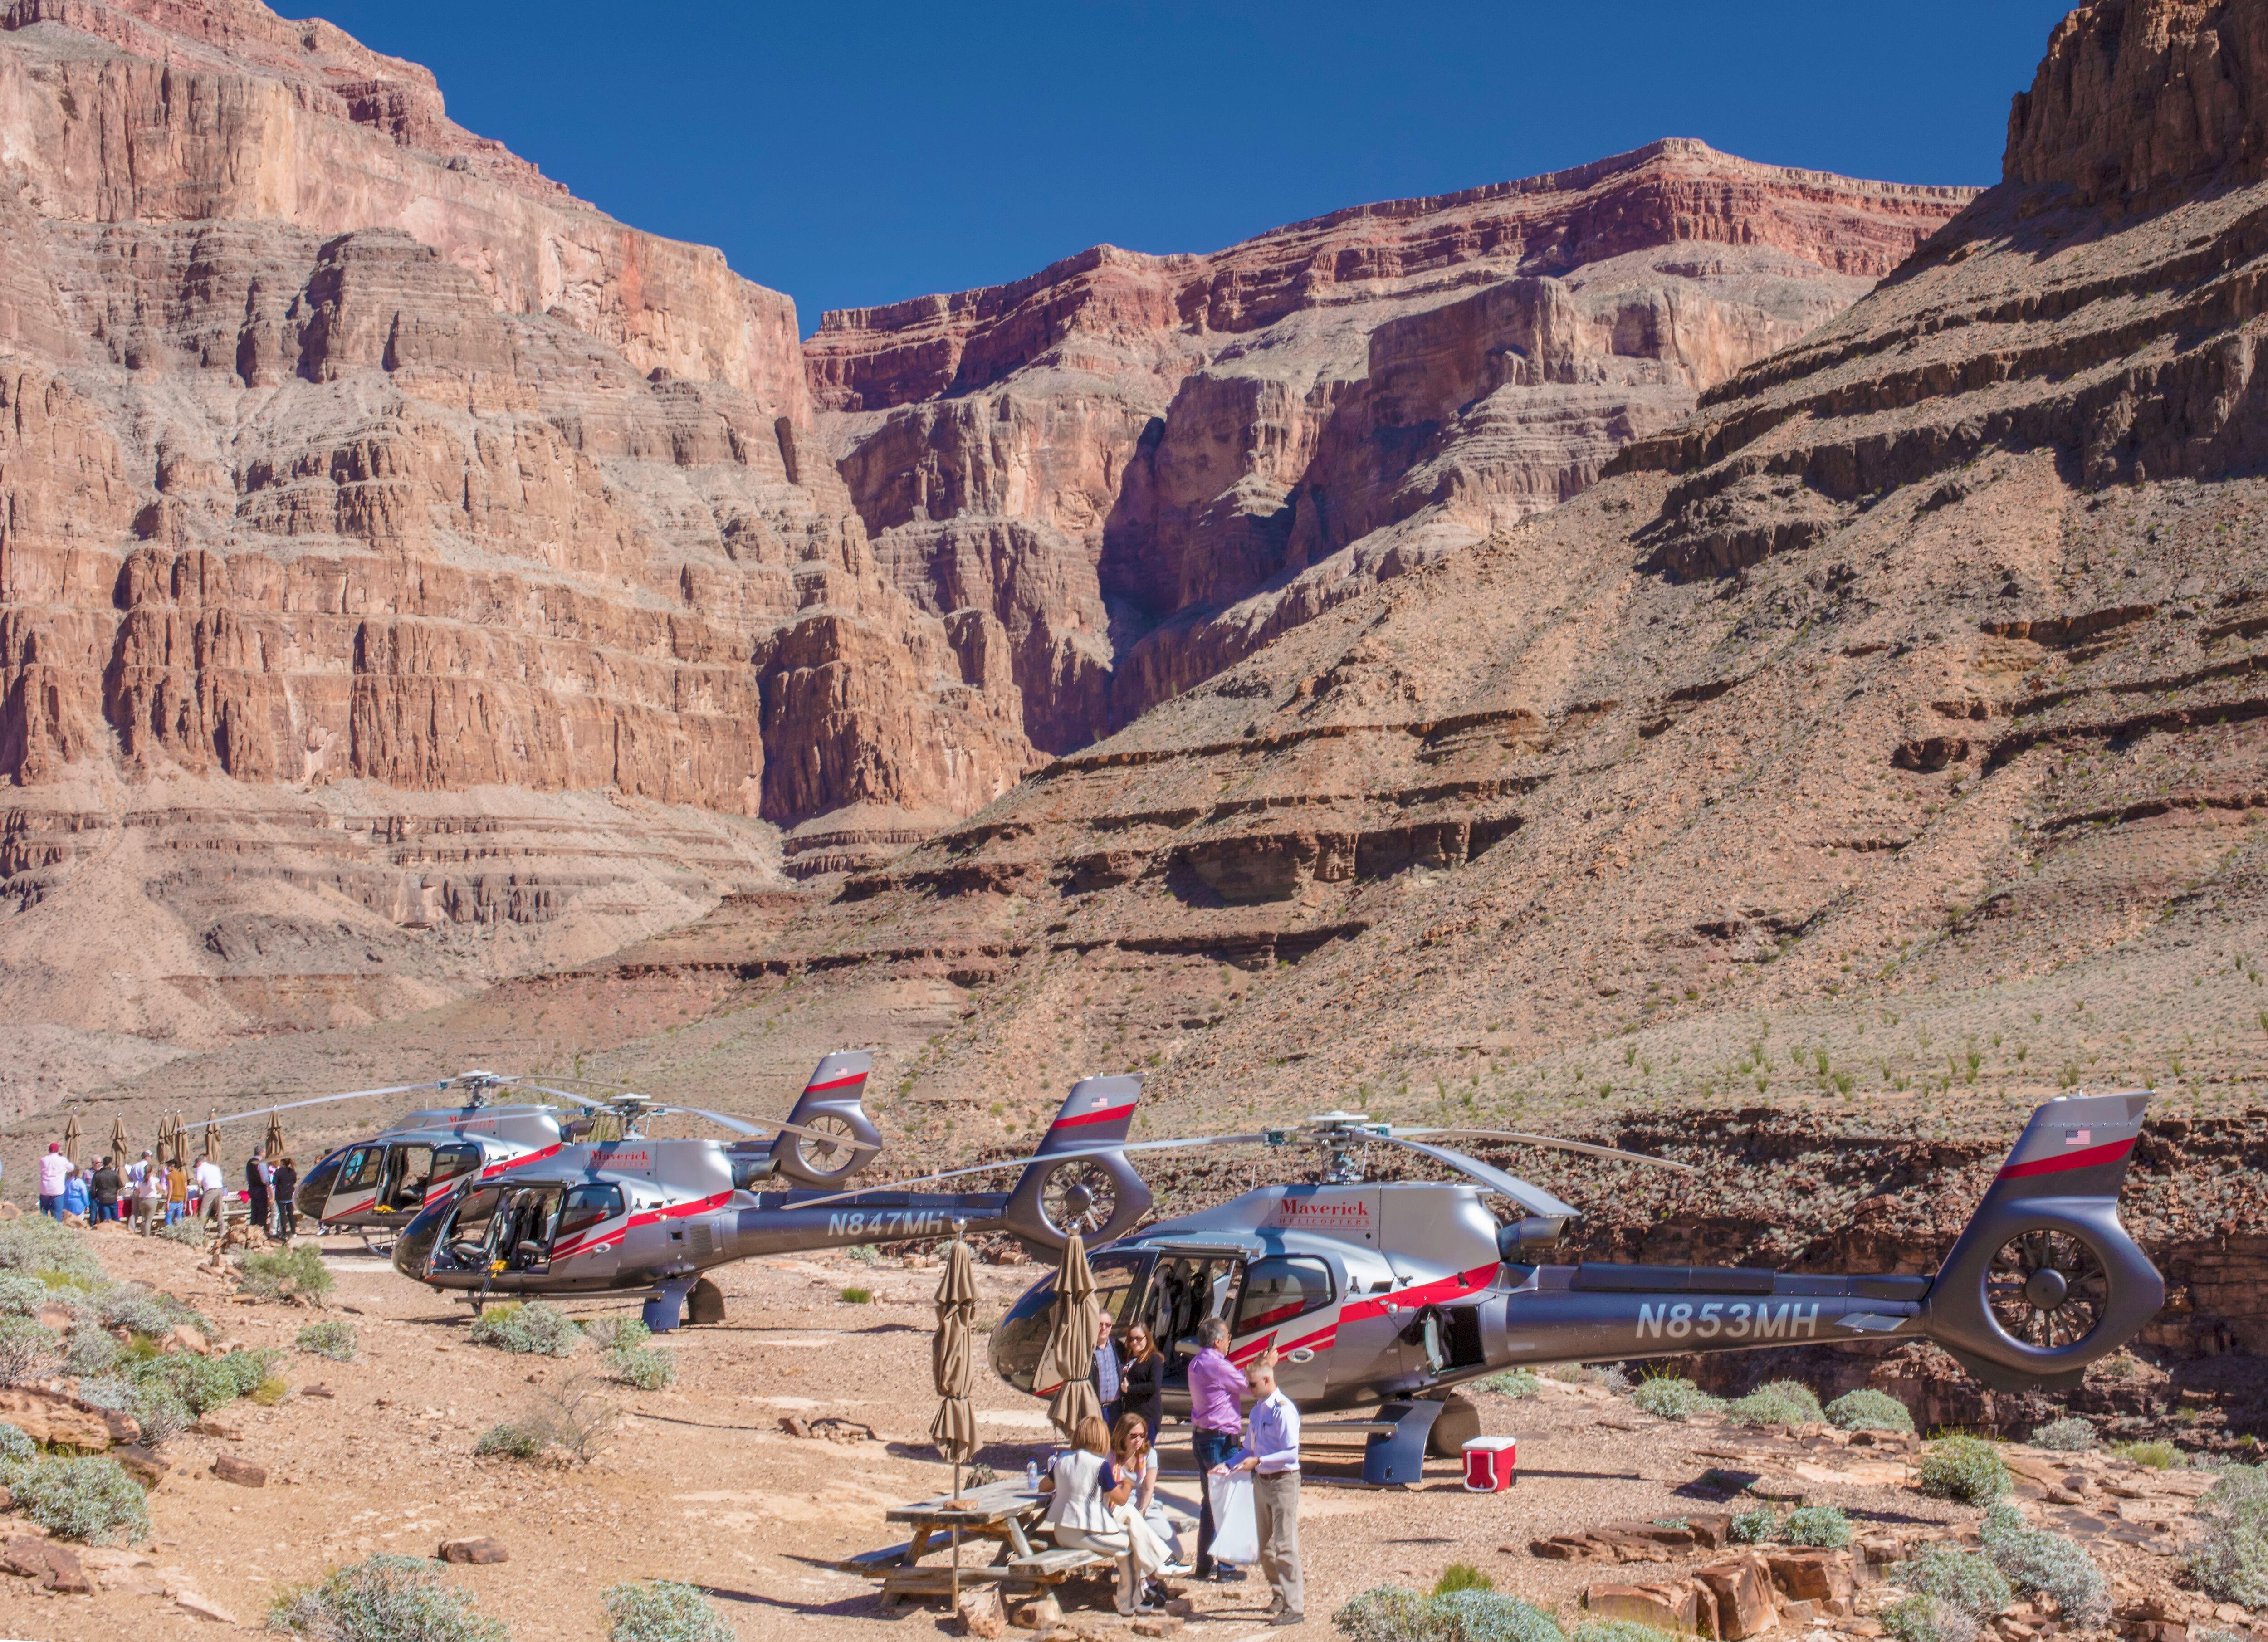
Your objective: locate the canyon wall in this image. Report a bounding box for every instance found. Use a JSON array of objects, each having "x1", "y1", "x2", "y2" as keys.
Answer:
[
  {"x1": 807, "y1": 142, "x2": 1975, "y2": 752},
  {"x1": 0, "y1": 0, "x2": 1036, "y2": 1044}
]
